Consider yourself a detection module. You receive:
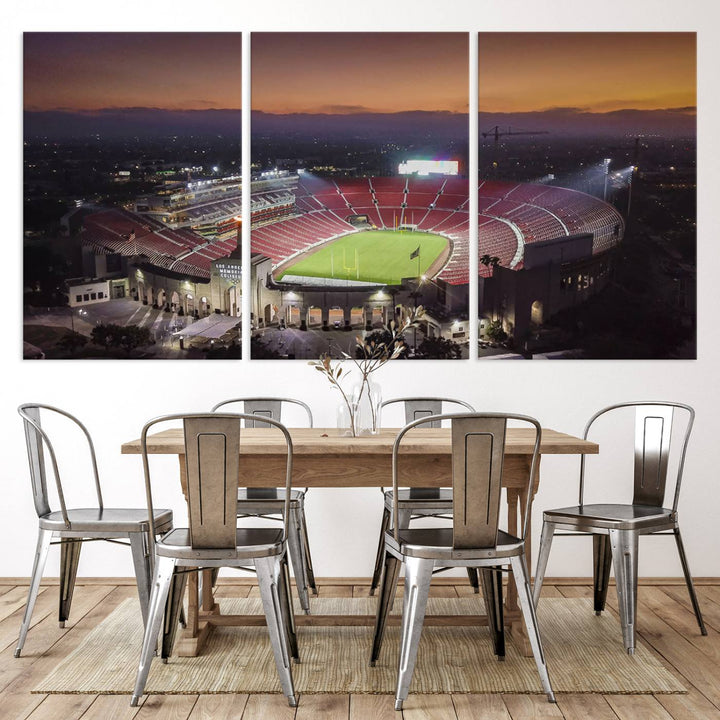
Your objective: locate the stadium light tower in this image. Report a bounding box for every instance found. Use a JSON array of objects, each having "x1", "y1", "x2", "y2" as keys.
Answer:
[{"x1": 603, "y1": 158, "x2": 611, "y2": 201}]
